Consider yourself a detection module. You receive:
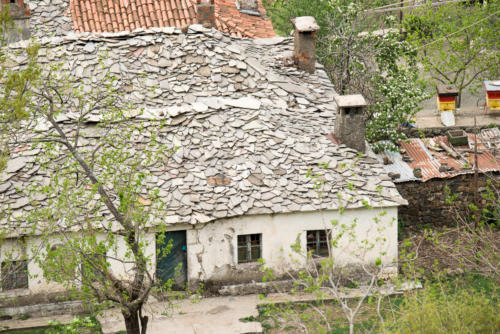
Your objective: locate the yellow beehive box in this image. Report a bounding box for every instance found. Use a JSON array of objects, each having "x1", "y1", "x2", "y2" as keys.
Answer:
[
  {"x1": 484, "y1": 81, "x2": 500, "y2": 111},
  {"x1": 436, "y1": 85, "x2": 458, "y2": 112}
]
